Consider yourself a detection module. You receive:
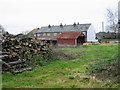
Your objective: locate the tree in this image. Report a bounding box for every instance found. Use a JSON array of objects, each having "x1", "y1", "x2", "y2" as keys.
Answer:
[
  {"x1": 0, "y1": 25, "x2": 6, "y2": 37},
  {"x1": 0, "y1": 25, "x2": 4, "y2": 30},
  {"x1": 0, "y1": 25, "x2": 5, "y2": 33},
  {"x1": 106, "y1": 8, "x2": 118, "y2": 33}
]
